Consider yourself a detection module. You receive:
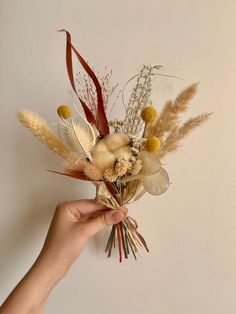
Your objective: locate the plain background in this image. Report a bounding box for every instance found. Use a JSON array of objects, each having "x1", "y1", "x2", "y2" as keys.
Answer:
[{"x1": 1, "y1": 1, "x2": 236, "y2": 313}]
